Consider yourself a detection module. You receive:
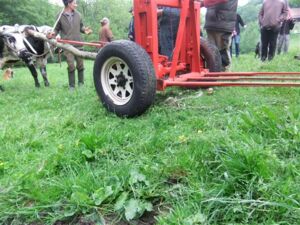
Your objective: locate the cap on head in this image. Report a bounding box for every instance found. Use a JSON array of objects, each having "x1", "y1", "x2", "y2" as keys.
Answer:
[
  {"x1": 62, "y1": 0, "x2": 74, "y2": 7},
  {"x1": 100, "y1": 17, "x2": 109, "y2": 25}
]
